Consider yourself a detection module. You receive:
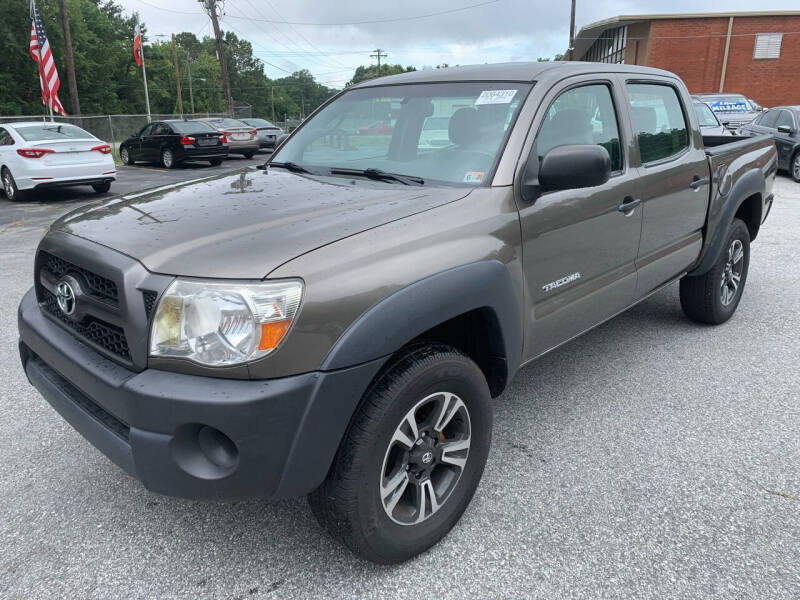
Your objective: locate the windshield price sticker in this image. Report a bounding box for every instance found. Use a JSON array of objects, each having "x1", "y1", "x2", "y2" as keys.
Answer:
[{"x1": 475, "y1": 90, "x2": 517, "y2": 105}]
